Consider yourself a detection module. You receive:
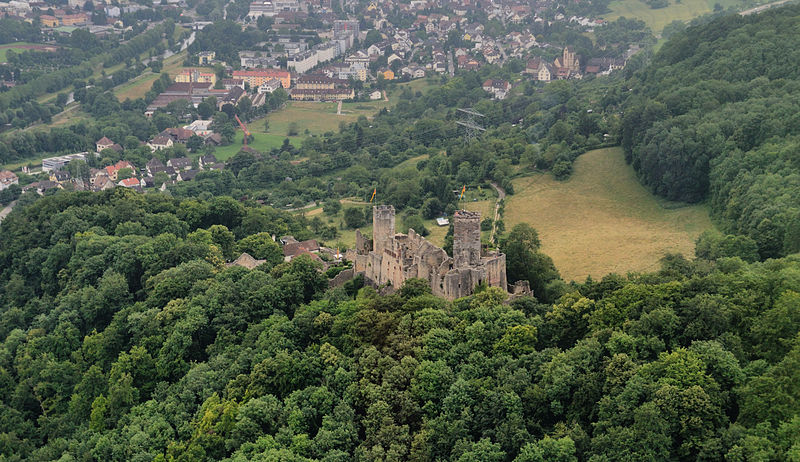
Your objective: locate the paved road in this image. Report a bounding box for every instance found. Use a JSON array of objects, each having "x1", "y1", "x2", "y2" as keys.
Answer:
[
  {"x1": 489, "y1": 182, "x2": 506, "y2": 243},
  {"x1": 0, "y1": 200, "x2": 17, "y2": 224},
  {"x1": 740, "y1": 0, "x2": 793, "y2": 15}
]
